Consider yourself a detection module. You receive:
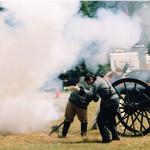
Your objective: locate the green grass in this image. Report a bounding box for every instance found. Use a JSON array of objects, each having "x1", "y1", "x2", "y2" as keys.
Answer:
[{"x1": 0, "y1": 101, "x2": 150, "y2": 150}]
